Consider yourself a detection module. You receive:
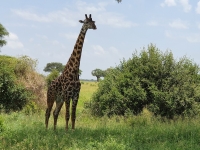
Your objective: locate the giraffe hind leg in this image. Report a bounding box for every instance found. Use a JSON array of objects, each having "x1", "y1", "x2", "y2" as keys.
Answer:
[
  {"x1": 71, "y1": 93, "x2": 80, "y2": 130},
  {"x1": 45, "y1": 87, "x2": 56, "y2": 129},
  {"x1": 71, "y1": 82, "x2": 81, "y2": 130},
  {"x1": 45, "y1": 97, "x2": 54, "y2": 129},
  {"x1": 53, "y1": 100, "x2": 64, "y2": 130}
]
